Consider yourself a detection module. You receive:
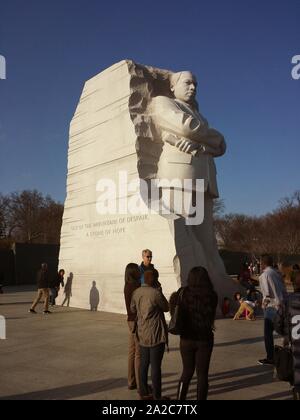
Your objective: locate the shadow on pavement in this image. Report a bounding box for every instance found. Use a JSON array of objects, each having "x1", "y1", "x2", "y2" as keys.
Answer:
[
  {"x1": 0, "y1": 378, "x2": 128, "y2": 400},
  {"x1": 214, "y1": 336, "x2": 265, "y2": 347},
  {"x1": 164, "y1": 365, "x2": 279, "y2": 400},
  {"x1": 255, "y1": 390, "x2": 293, "y2": 400}
]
